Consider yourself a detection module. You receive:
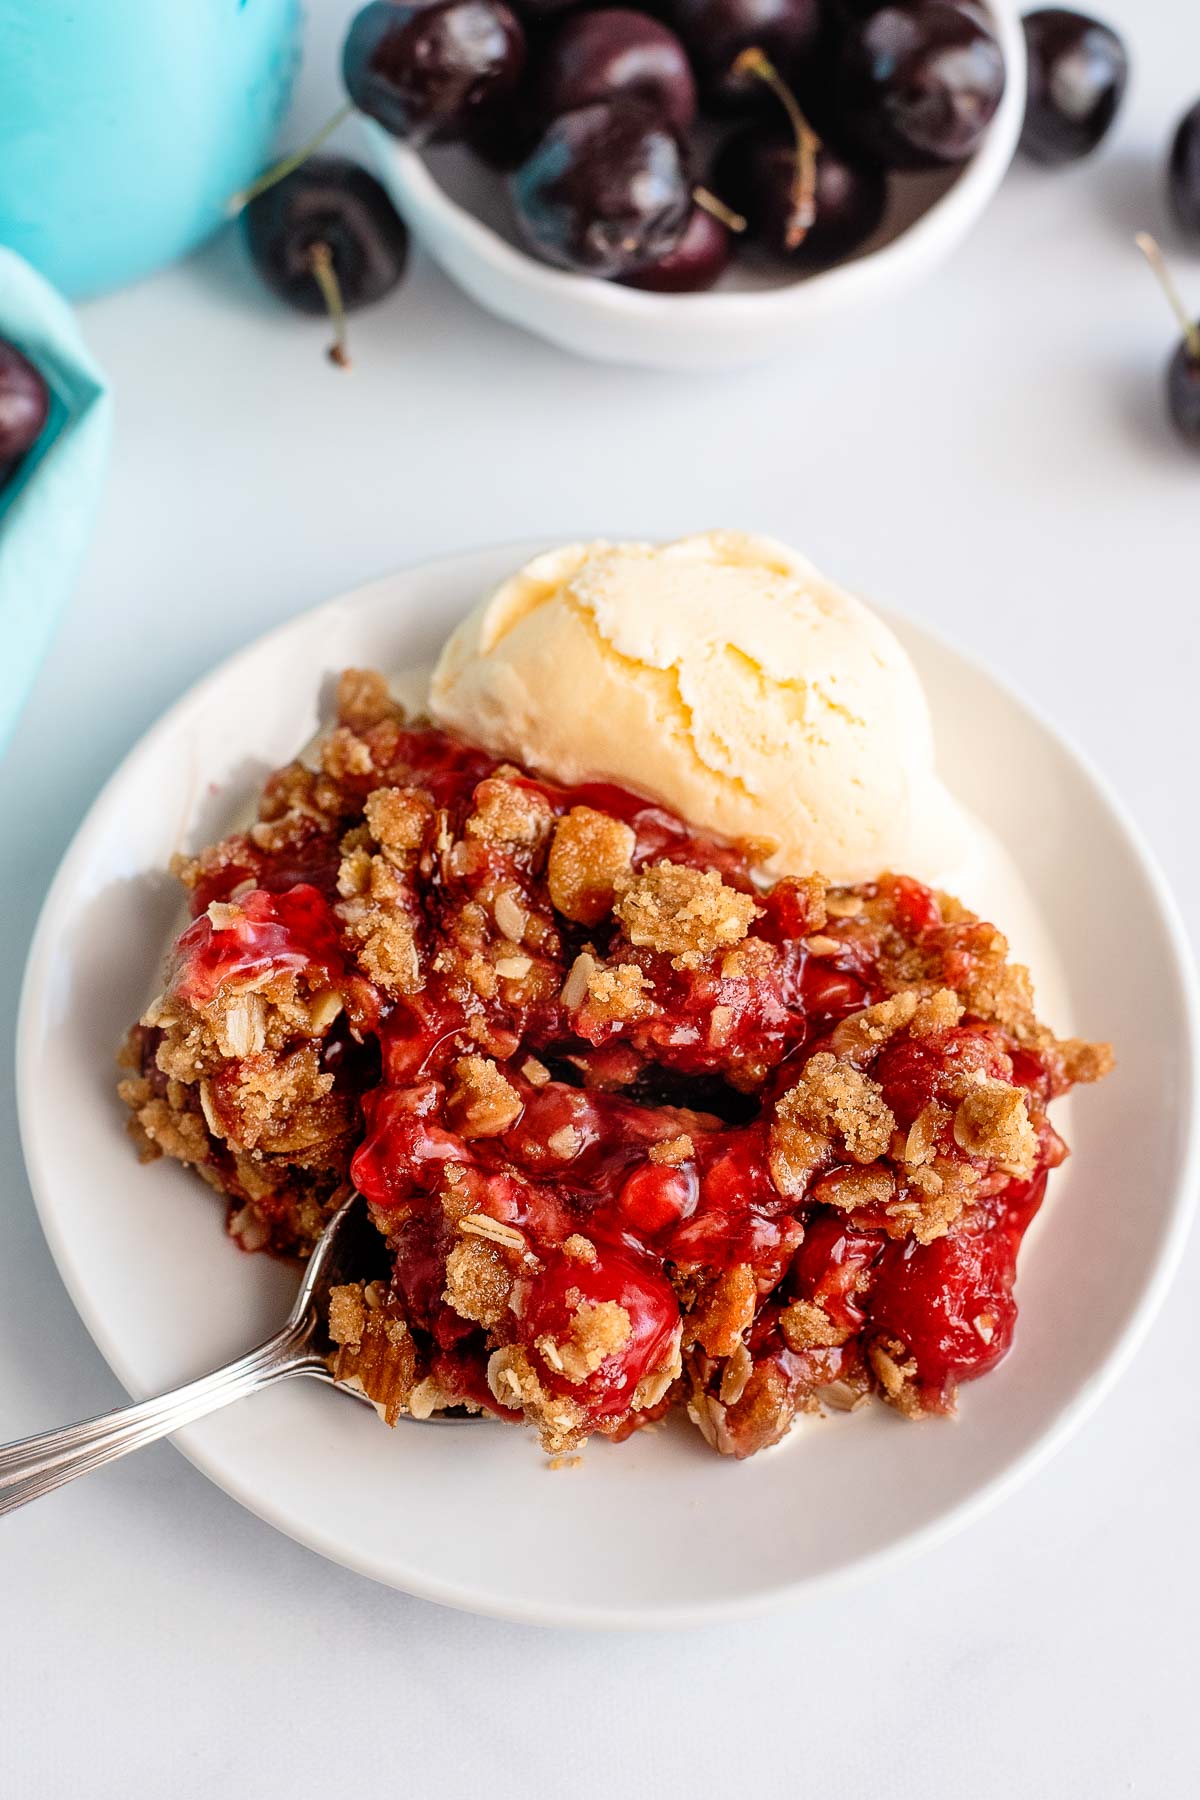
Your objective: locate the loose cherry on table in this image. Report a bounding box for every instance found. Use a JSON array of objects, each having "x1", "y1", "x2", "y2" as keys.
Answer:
[
  {"x1": 241, "y1": 156, "x2": 410, "y2": 367},
  {"x1": 1135, "y1": 233, "x2": 1200, "y2": 447},
  {"x1": 537, "y1": 7, "x2": 698, "y2": 133},
  {"x1": 0, "y1": 337, "x2": 50, "y2": 491},
  {"x1": 510, "y1": 97, "x2": 693, "y2": 276},
  {"x1": 1169, "y1": 100, "x2": 1200, "y2": 243},
  {"x1": 1019, "y1": 9, "x2": 1129, "y2": 165},
  {"x1": 828, "y1": 0, "x2": 1006, "y2": 169}
]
